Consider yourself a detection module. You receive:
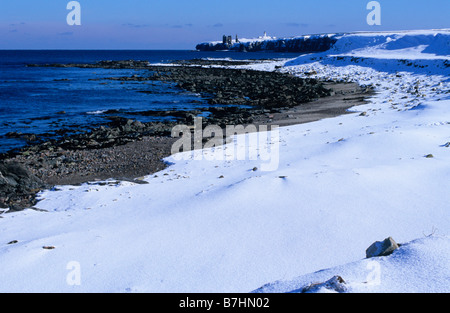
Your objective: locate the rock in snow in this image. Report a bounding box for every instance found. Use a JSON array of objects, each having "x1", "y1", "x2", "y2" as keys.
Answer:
[
  {"x1": 366, "y1": 237, "x2": 400, "y2": 258},
  {"x1": 301, "y1": 276, "x2": 347, "y2": 293}
]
